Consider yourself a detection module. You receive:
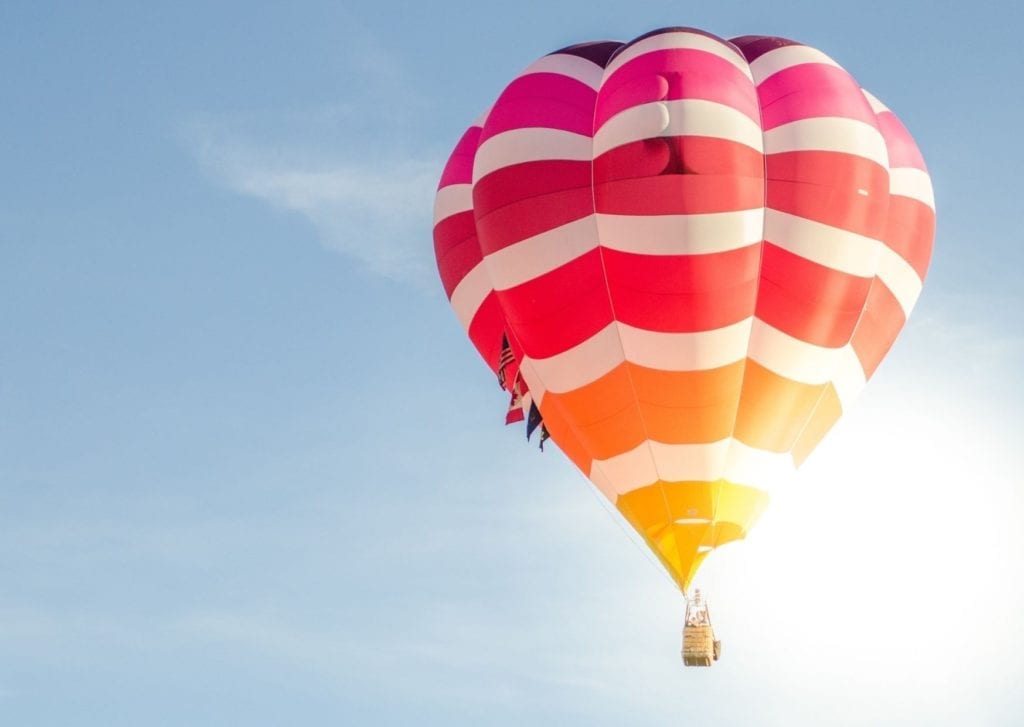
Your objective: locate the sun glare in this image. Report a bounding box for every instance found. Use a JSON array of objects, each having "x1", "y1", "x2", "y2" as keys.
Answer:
[{"x1": 683, "y1": 386, "x2": 1022, "y2": 708}]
